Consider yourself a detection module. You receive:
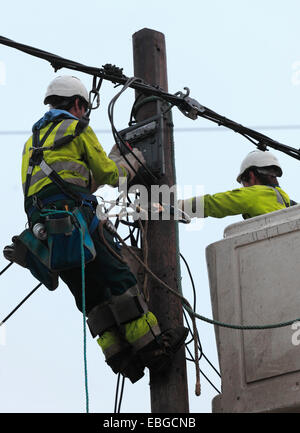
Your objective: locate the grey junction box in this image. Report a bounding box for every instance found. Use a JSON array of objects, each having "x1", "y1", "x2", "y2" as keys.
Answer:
[{"x1": 206, "y1": 204, "x2": 300, "y2": 413}]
